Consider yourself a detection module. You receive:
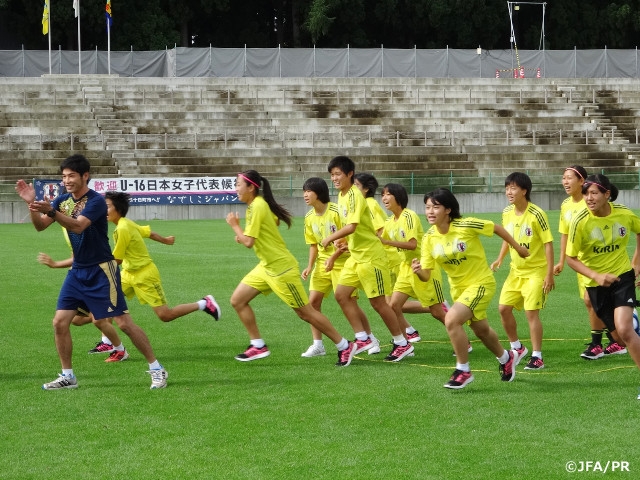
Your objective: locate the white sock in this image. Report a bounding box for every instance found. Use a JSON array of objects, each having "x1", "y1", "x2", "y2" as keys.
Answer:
[
  {"x1": 456, "y1": 363, "x2": 470, "y2": 372},
  {"x1": 197, "y1": 299, "x2": 206, "y2": 310},
  {"x1": 335, "y1": 338, "x2": 349, "y2": 351},
  {"x1": 62, "y1": 369, "x2": 74, "y2": 377},
  {"x1": 533, "y1": 351, "x2": 542, "y2": 359},
  {"x1": 355, "y1": 331, "x2": 368, "y2": 341},
  {"x1": 392, "y1": 335, "x2": 407, "y2": 346},
  {"x1": 102, "y1": 335, "x2": 112, "y2": 345},
  {"x1": 498, "y1": 350, "x2": 510, "y2": 364},
  {"x1": 114, "y1": 344, "x2": 125, "y2": 352},
  {"x1": 250, "y1": 339, "x2": 265, "y2": 349},
  {"x1": 368, "y1": 332, "x2": 378, "y2": 342},
  {"x1": 406, "y1": 326, "x2": 416, "y2": 335},
  {"x1": 148, "y1": 360, "x2": 161, "y2": 370},
  {"x1": 510, "y1": 340, "x2": 522, "y2": 350},
  {"x1": 313, "y1": 339, "x2": 324, "y2": 347}
]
